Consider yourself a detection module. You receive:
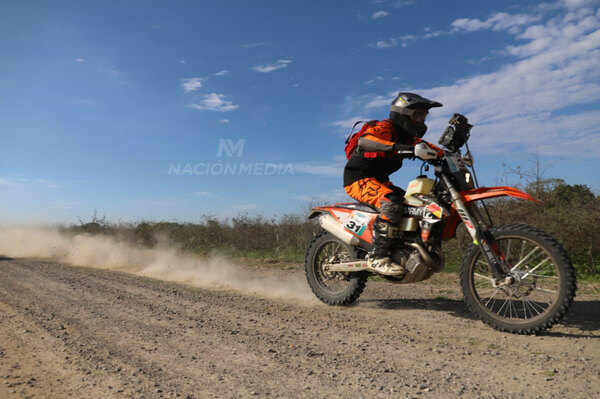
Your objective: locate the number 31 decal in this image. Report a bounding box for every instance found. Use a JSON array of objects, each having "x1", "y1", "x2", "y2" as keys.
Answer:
[{"x1": 345, "y1": 218, "x2": 366, "y2": 236}]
